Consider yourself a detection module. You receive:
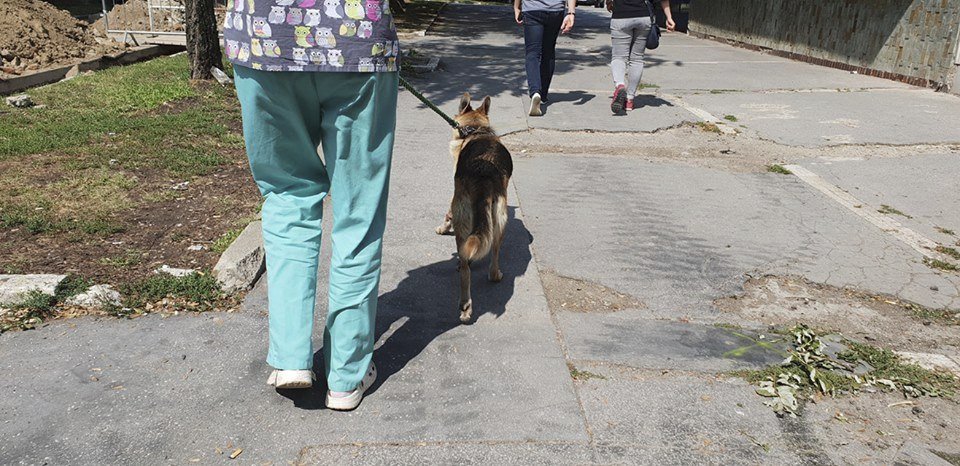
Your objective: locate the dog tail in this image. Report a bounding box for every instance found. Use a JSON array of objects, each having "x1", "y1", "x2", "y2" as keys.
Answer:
[{"x1": 460, "y1": 196, "x2": 494, "y2": 263}]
